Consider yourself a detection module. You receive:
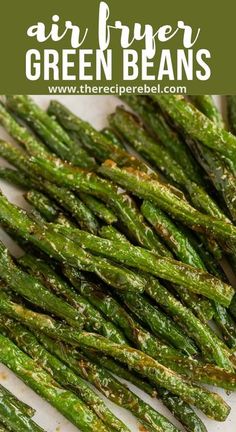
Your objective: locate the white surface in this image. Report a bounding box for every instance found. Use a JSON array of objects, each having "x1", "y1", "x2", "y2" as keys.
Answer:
[{"x1": 0, "y1": 95, "x2": 235, "y2": 432}]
